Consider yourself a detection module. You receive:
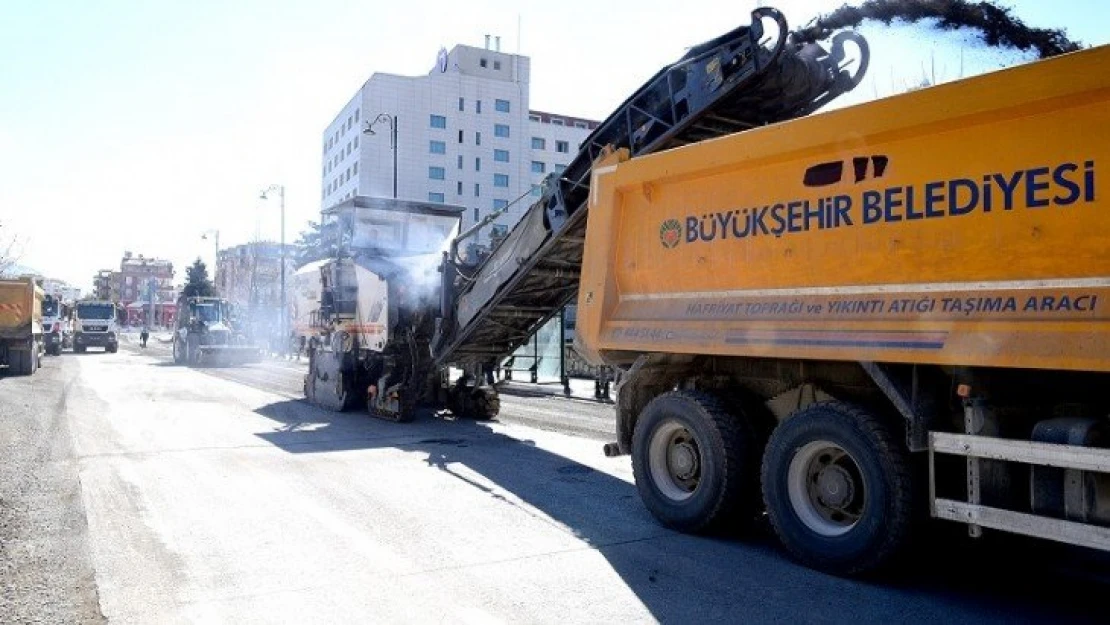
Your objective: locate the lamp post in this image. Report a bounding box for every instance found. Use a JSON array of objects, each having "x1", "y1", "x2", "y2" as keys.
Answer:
[
  {"x1": 363, "y1": 113, "x2": 398, "y2": 198},
  {"x1": 259, "y1": 185, "x2": 286, "y2": 353}
]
